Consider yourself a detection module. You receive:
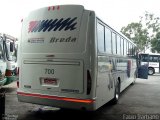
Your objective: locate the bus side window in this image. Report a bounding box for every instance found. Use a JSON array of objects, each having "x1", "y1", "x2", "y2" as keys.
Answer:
[
  {"x1": 123, "y1": 39, "x2": 127, "y2": 56},
  {"x1": 97, "y1": 23, "x2": 105, "y2": 53},
  {"x1": 141, "y1": 54, "x2": 149, "y2": 62},
  {"x1": 117, "y1": 35, "x2": 121, "y2": 55},
  {"x1": 121, "y1": 38, "x2": 124, "y2": 55},
  {"x1": 105, "y1": 27, "x2": 112, "y2": 54},
  {"x1": 112, "y1": 32, "x2": 116, "y2": 54},
  {"x1": 149, "y1": 56, "x2": 152, "y2": 62},
  {"x1": 152, "y1": 56, "x2": 158, "y2": 62}
]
